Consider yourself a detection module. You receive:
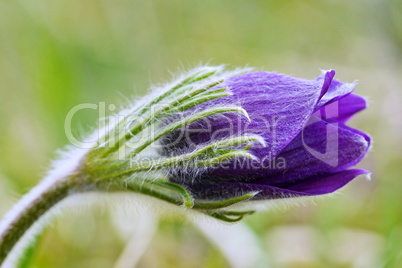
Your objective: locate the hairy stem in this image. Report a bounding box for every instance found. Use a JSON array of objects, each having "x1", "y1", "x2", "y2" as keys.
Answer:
[{"x1": 0, "y1": 176, "x2": 76, "y2": 265}]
